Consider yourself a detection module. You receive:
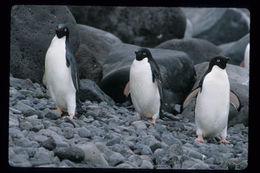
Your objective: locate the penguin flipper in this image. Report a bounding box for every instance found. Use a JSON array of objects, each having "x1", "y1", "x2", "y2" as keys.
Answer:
[
  {"x1": 149, "y1": 59, "x2": 163, "y2": 100},
  {"x1": 124, "y1": 81, "x2": 130, "y2": 97},
  {"x1": 181, "y1": 87, "x2": 200, "y2": 112},
  {"x1": 230, "y1": 90, "x2": 241, "y2": 111},
  {"x1": 66, "y1": 44, "x2": 79, "y2": 92}
]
